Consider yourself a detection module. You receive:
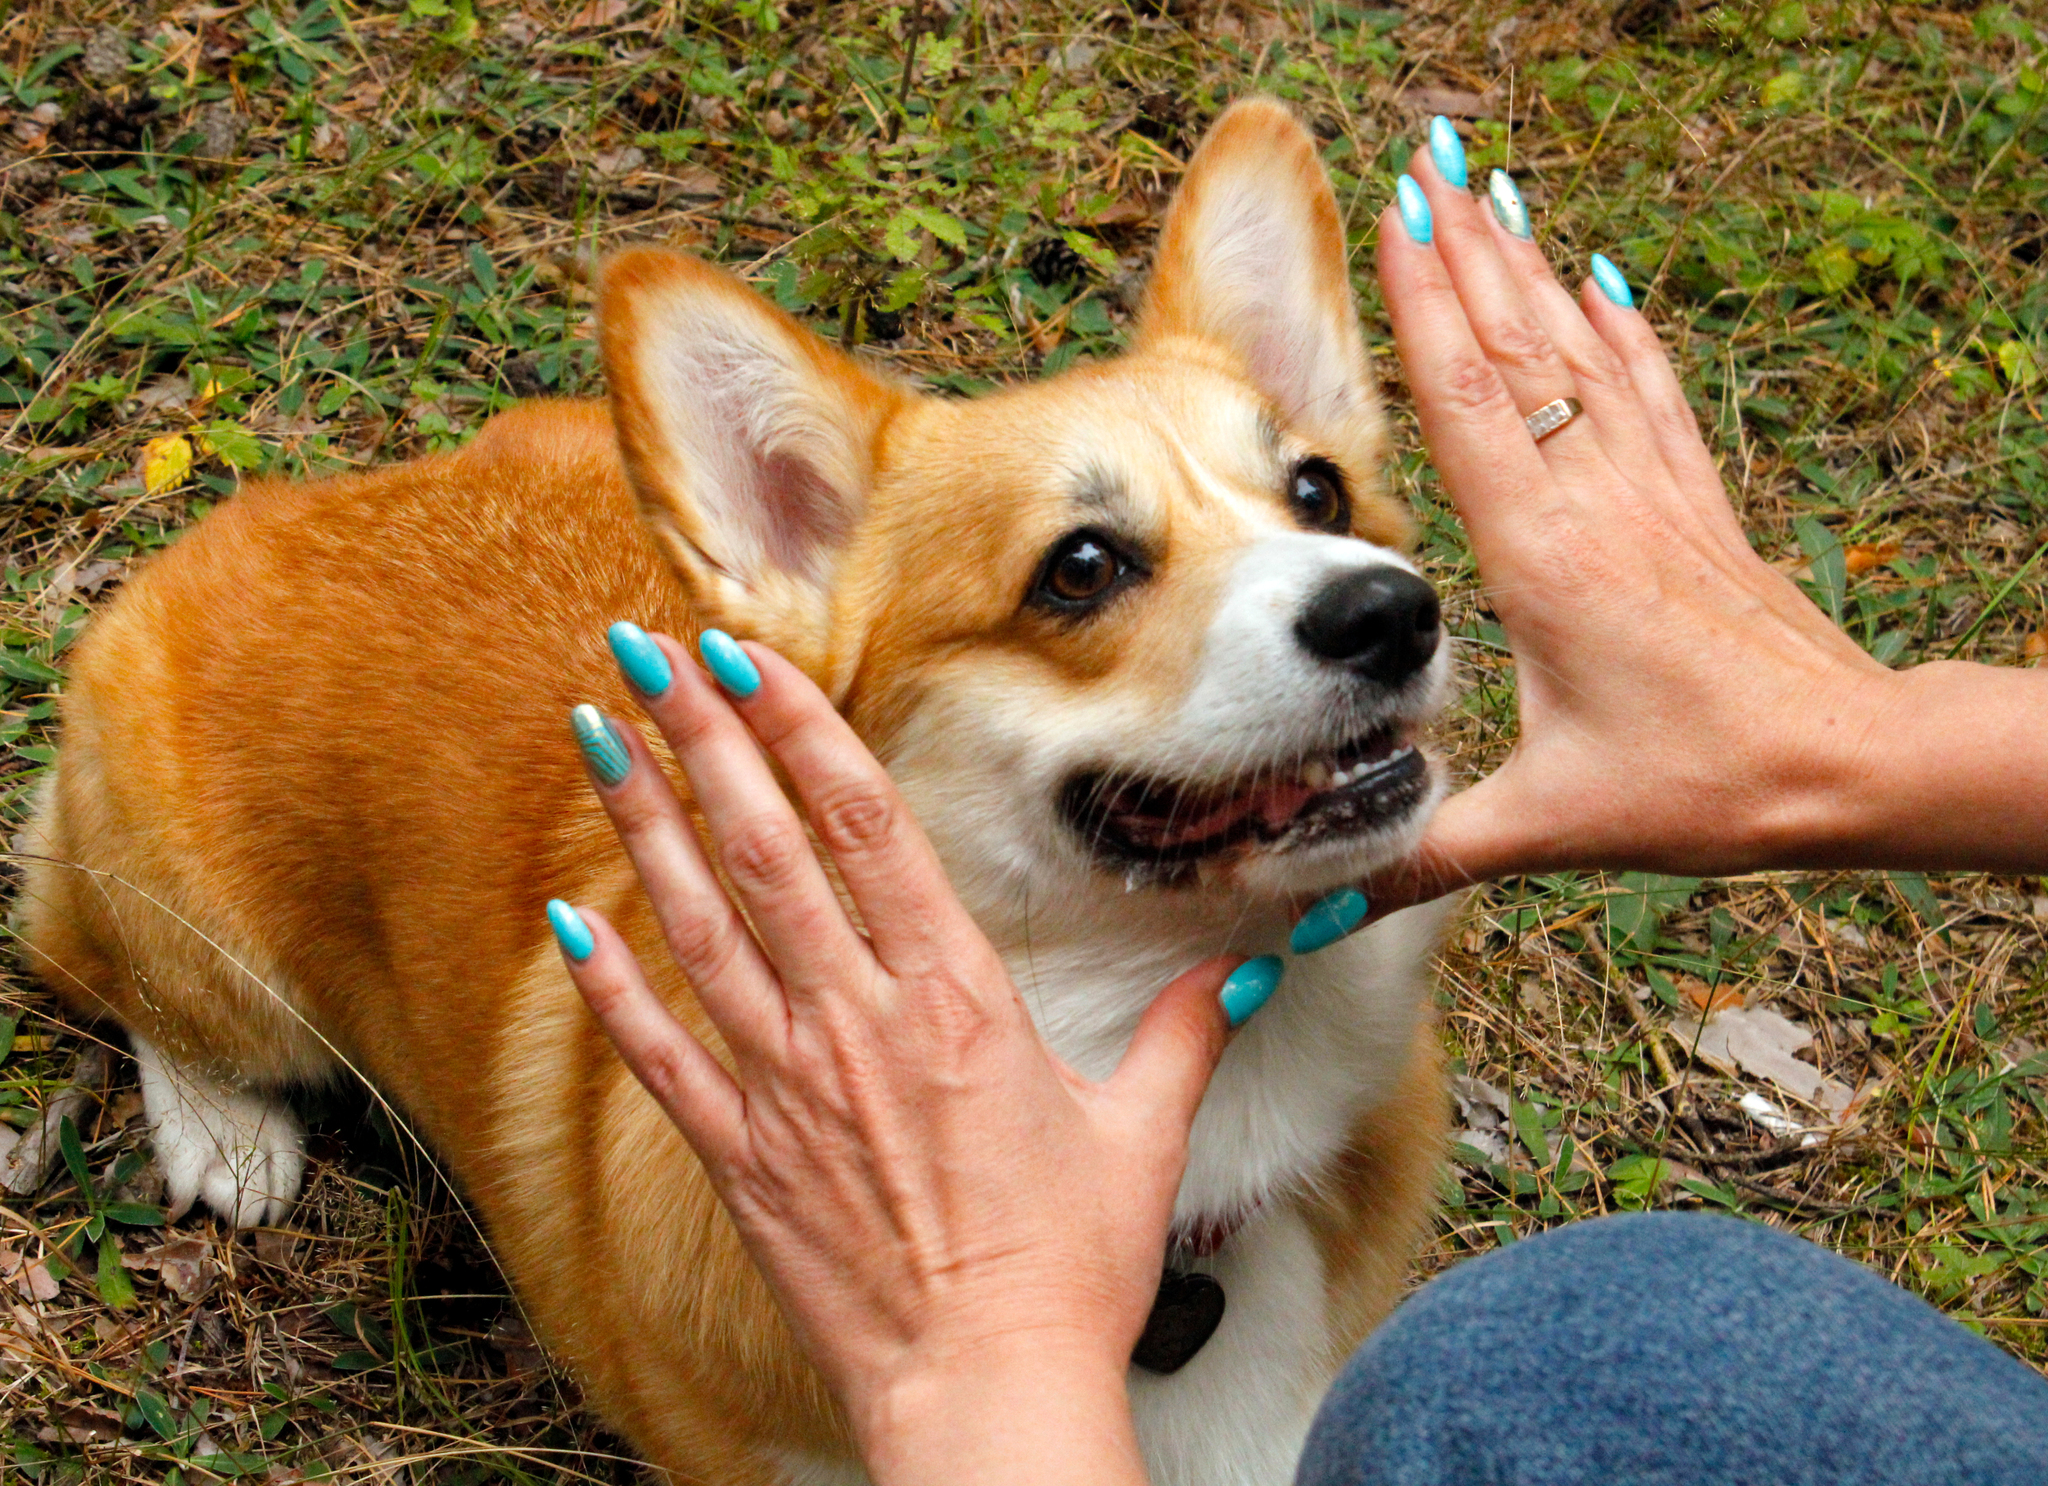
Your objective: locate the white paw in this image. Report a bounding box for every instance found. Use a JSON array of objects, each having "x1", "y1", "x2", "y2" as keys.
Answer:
[{"x1": 132, "y1": 1036, "x2": 305, "y2": 1227}]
